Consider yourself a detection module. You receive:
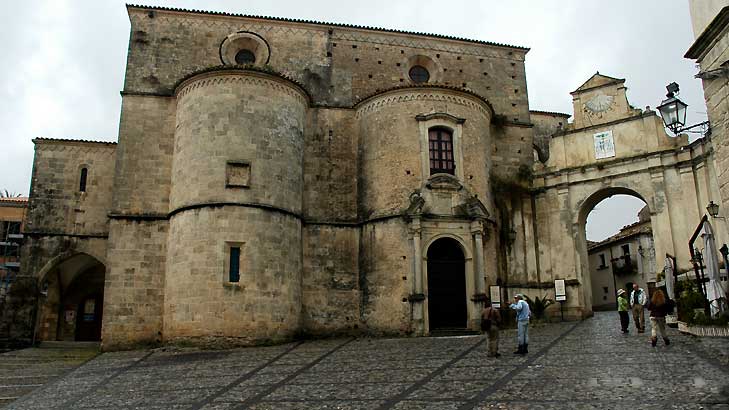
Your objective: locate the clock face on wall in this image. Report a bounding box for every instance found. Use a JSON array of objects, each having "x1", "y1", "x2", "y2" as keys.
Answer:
[{"x1": 584, "y1": 93, "x2": 614, "y2": 113}]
